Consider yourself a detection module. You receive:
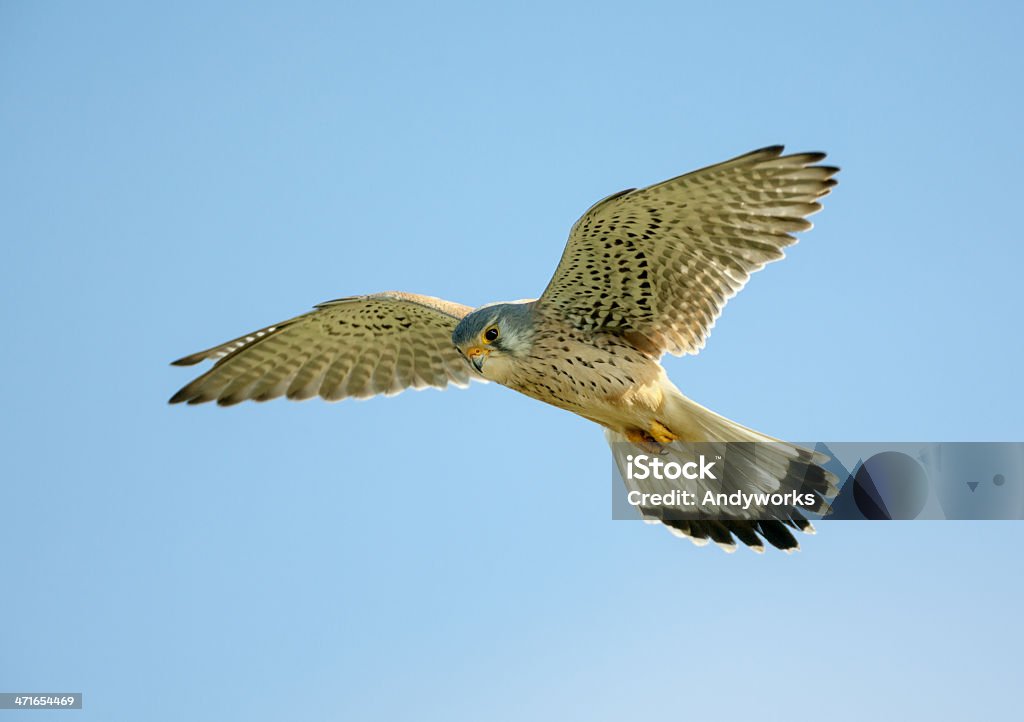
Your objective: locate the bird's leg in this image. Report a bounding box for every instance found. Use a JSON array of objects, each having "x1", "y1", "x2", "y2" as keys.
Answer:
[
  {"x1": 624, "y1": 428, "x2": 649, "y2": 444},
  {"x1": 624, "y1": 428, "x2": 668, "y2": 455},
  {"x1": 648, "y1": 420, "x2": 679, "y2": 444}
]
